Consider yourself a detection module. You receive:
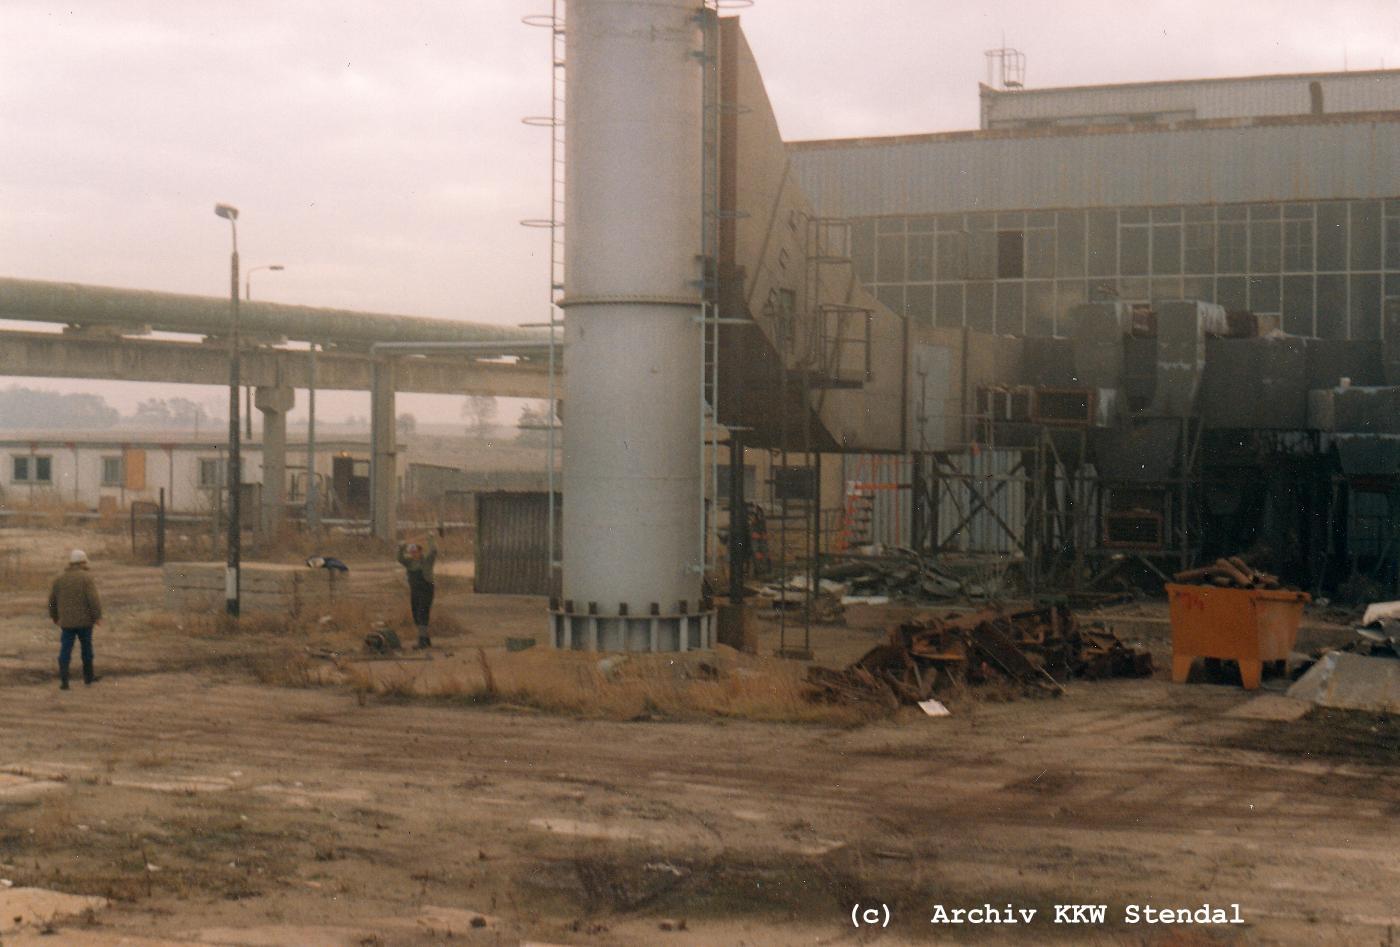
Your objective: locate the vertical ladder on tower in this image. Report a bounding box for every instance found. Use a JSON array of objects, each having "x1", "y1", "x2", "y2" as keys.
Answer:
[
  {"x1": 522, "y1": 0, "x2": 567, "y2": 583},
  {"x1": 699, "y1": 1, "x2": 722, "y2": 571}
]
